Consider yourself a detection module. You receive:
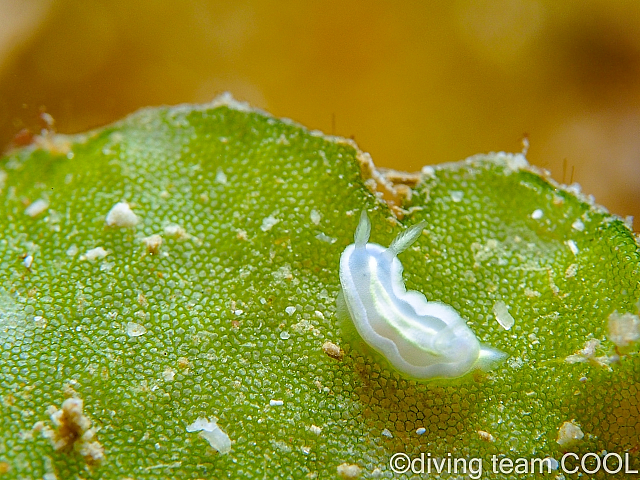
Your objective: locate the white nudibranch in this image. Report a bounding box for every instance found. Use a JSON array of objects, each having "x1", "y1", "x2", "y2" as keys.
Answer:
[{"x1": 337, "y1": 211, "x2": 505, "y2": 380}]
